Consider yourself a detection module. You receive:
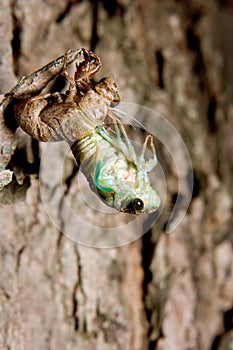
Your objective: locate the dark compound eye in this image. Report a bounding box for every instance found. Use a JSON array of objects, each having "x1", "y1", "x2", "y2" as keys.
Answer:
[
  {"x1": 133, "y1": 198, "x2": 144, "y2": 212},
  {"x1": 121, "y1": 198, "x2": 144, "y2": 214}
]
